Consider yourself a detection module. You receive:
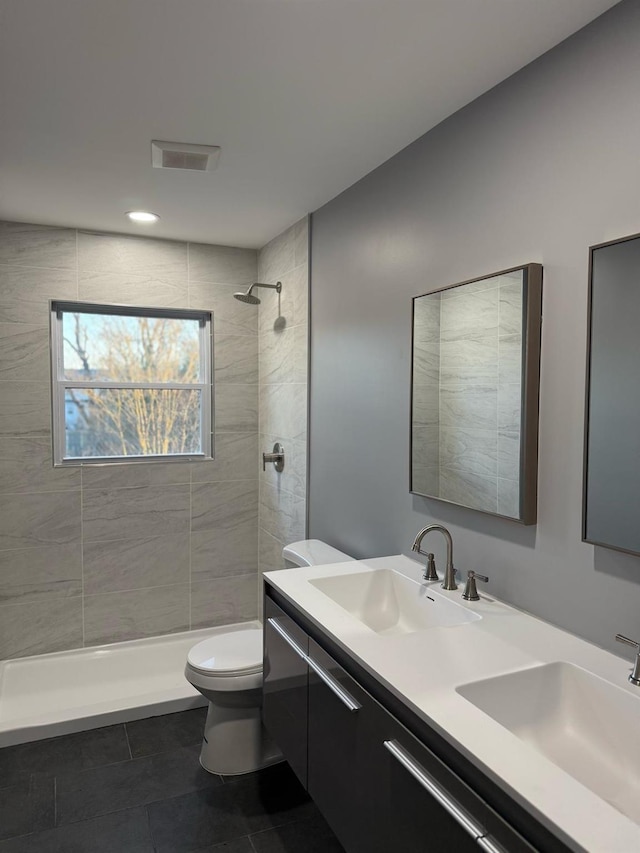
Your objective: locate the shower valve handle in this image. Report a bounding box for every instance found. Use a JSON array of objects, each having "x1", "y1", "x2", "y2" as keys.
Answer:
[{"x1": 263, "y1": 442, "x2": 285, "y2": 472}]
